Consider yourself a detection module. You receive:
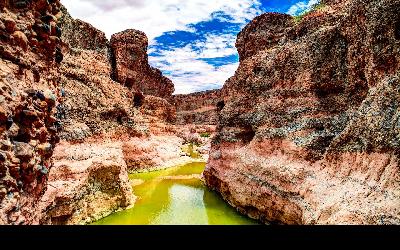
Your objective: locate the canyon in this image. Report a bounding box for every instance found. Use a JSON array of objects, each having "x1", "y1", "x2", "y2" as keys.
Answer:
[{"x1": 0, "y1": 0, "x2": 399, "y2": 225}]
